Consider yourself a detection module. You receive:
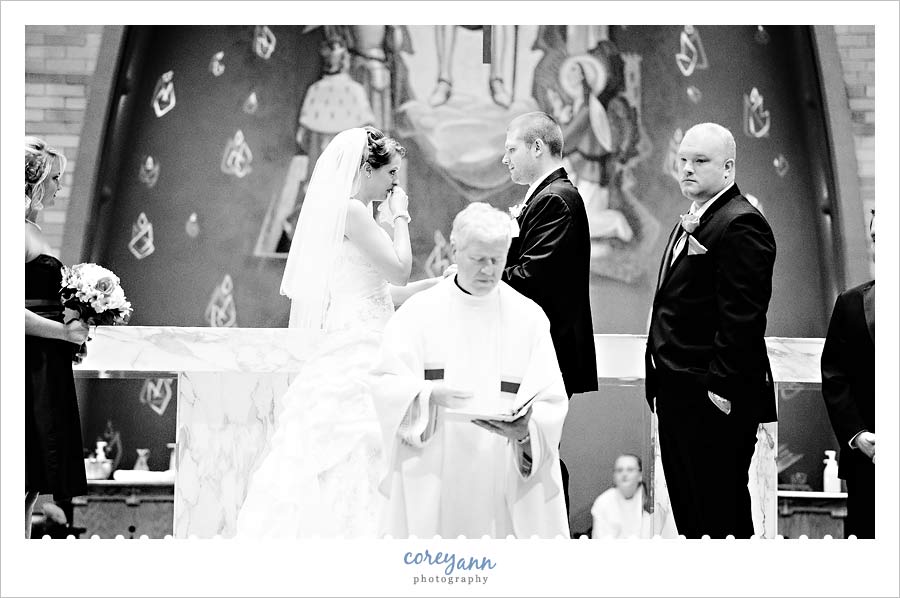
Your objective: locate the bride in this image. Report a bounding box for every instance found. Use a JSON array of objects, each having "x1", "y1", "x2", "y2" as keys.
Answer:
[{"x1": 236, "y1": 126, "x2": 440, "y2": 538}]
